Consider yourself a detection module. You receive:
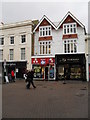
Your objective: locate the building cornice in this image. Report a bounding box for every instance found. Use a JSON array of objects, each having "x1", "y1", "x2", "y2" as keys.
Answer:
[{"x1": 0, "y1": 20, "x2": 33, "y2": 30}]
